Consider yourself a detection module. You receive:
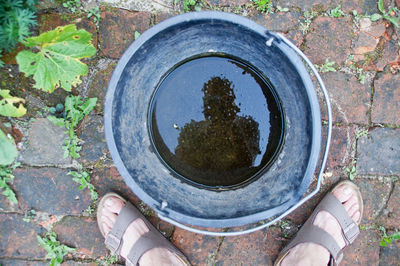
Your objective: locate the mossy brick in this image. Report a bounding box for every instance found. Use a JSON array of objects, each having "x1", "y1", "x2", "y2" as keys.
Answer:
[
  {"x1": 321, "y1": 71, "x2": 370, "y2": 124},
  {"x1": 171, "y1": 227, "x2": 220, "y2": 266},
  {"x1": 353, "y1": 178, "x2": 391, "y2": 225},
  {"x1": 380, "y1": 182, "x2": 400, "y2": 228},
  {"x1": 372, "y1": 73, "x2": 400, "y2": 125},
  {"x1": 206, "y1": 0, "x2": 248, "y2": 6},
  {"x1": 19, "y1": 118, "x2": 72, "y2": 166},
  {"x1": 304, "y1": 17, "x2": 353, "y2": 65},
  {"x1": 340, "y1": 228, "x2": 380, "y2": 265},
  {"x1": 0, "y1": 43, "x2": 24, "y2": 65},
  {"x1": 0, "y1": 213, "x2": 46, "y2": 259},
  {"x1": 215, "y1": 226, "x2": 283, "y2": 265},
  {"x1": 250, "y1": 11, "x2": 301, "y2": 32},
  {"x1": 379, "y1": 231, "x2": 400, "y2": 265},
  {"x1": 341, "y1": 0, "x2": 379, "y2": 15},
  {"x1": 357, "y1": 128, "x2": 400, "y2": 176},
  {"x1": 88, "y1": 62, "x2": 116, "y2": 114},
  {"x1": 99, "y1": 9, "x2": 151, "y2": 59},
  {"x1": 38, "y1": 13, "x2": 98, "y2": 47},
  {"x1": 13, "y1": 167, "x2": 91, "y2": 215},
  {"x1": 54, "y1": 216, "x2": 108, "y2": 259}
]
